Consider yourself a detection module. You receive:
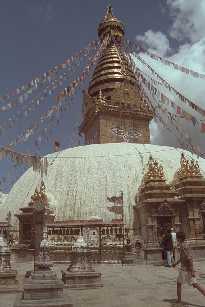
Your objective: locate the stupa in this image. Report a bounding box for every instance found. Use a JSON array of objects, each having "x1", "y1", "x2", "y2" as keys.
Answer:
[{"x1": 2, "y1": 6, "x2": 205, "y2": 259}]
